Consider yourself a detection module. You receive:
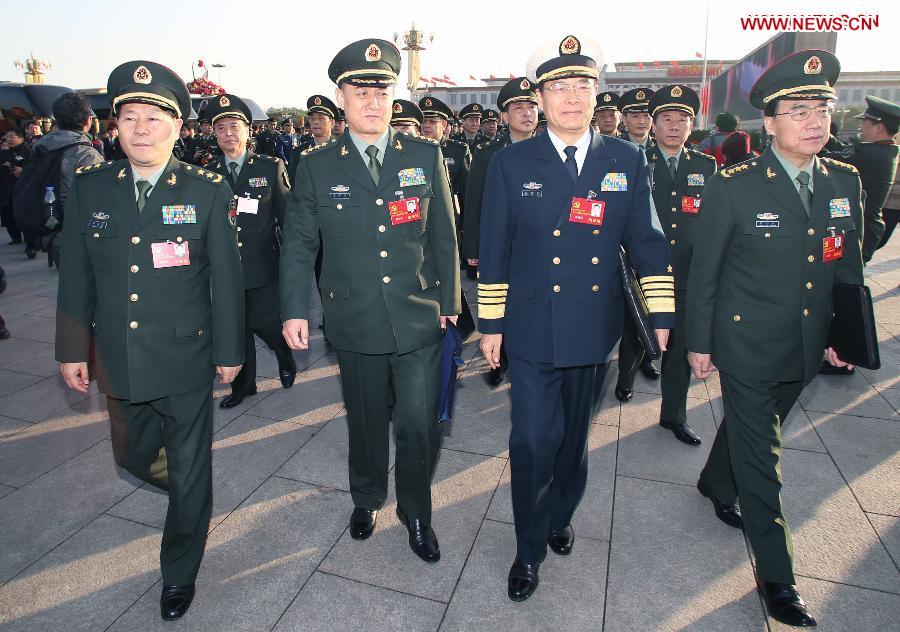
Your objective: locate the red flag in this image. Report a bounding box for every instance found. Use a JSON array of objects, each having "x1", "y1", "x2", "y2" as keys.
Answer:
[
  {"x1": 671, "y1": 60, "x2": 680, "y2": 68},
  {"x1": 469, "y1": 74, "x2": 477, "y2": 81},
  {"x1": 489, "y1": 74, "x2": 497, "y2": 81},
  {"x1": 443, "y1": 74, "x2": 457, "y2": 86},
  {"x1": 695, "y1": 52, "x2": 703, "y2": 59},
  {"x1": 509, "y1": 73, "x2": 516, "y2": 80},
  {"x1": 653, "y1": 61, "x2": 662, "y2": 68},
  {"x1": 638, "y1": 61, "x2": 644, "y2": 70}
]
